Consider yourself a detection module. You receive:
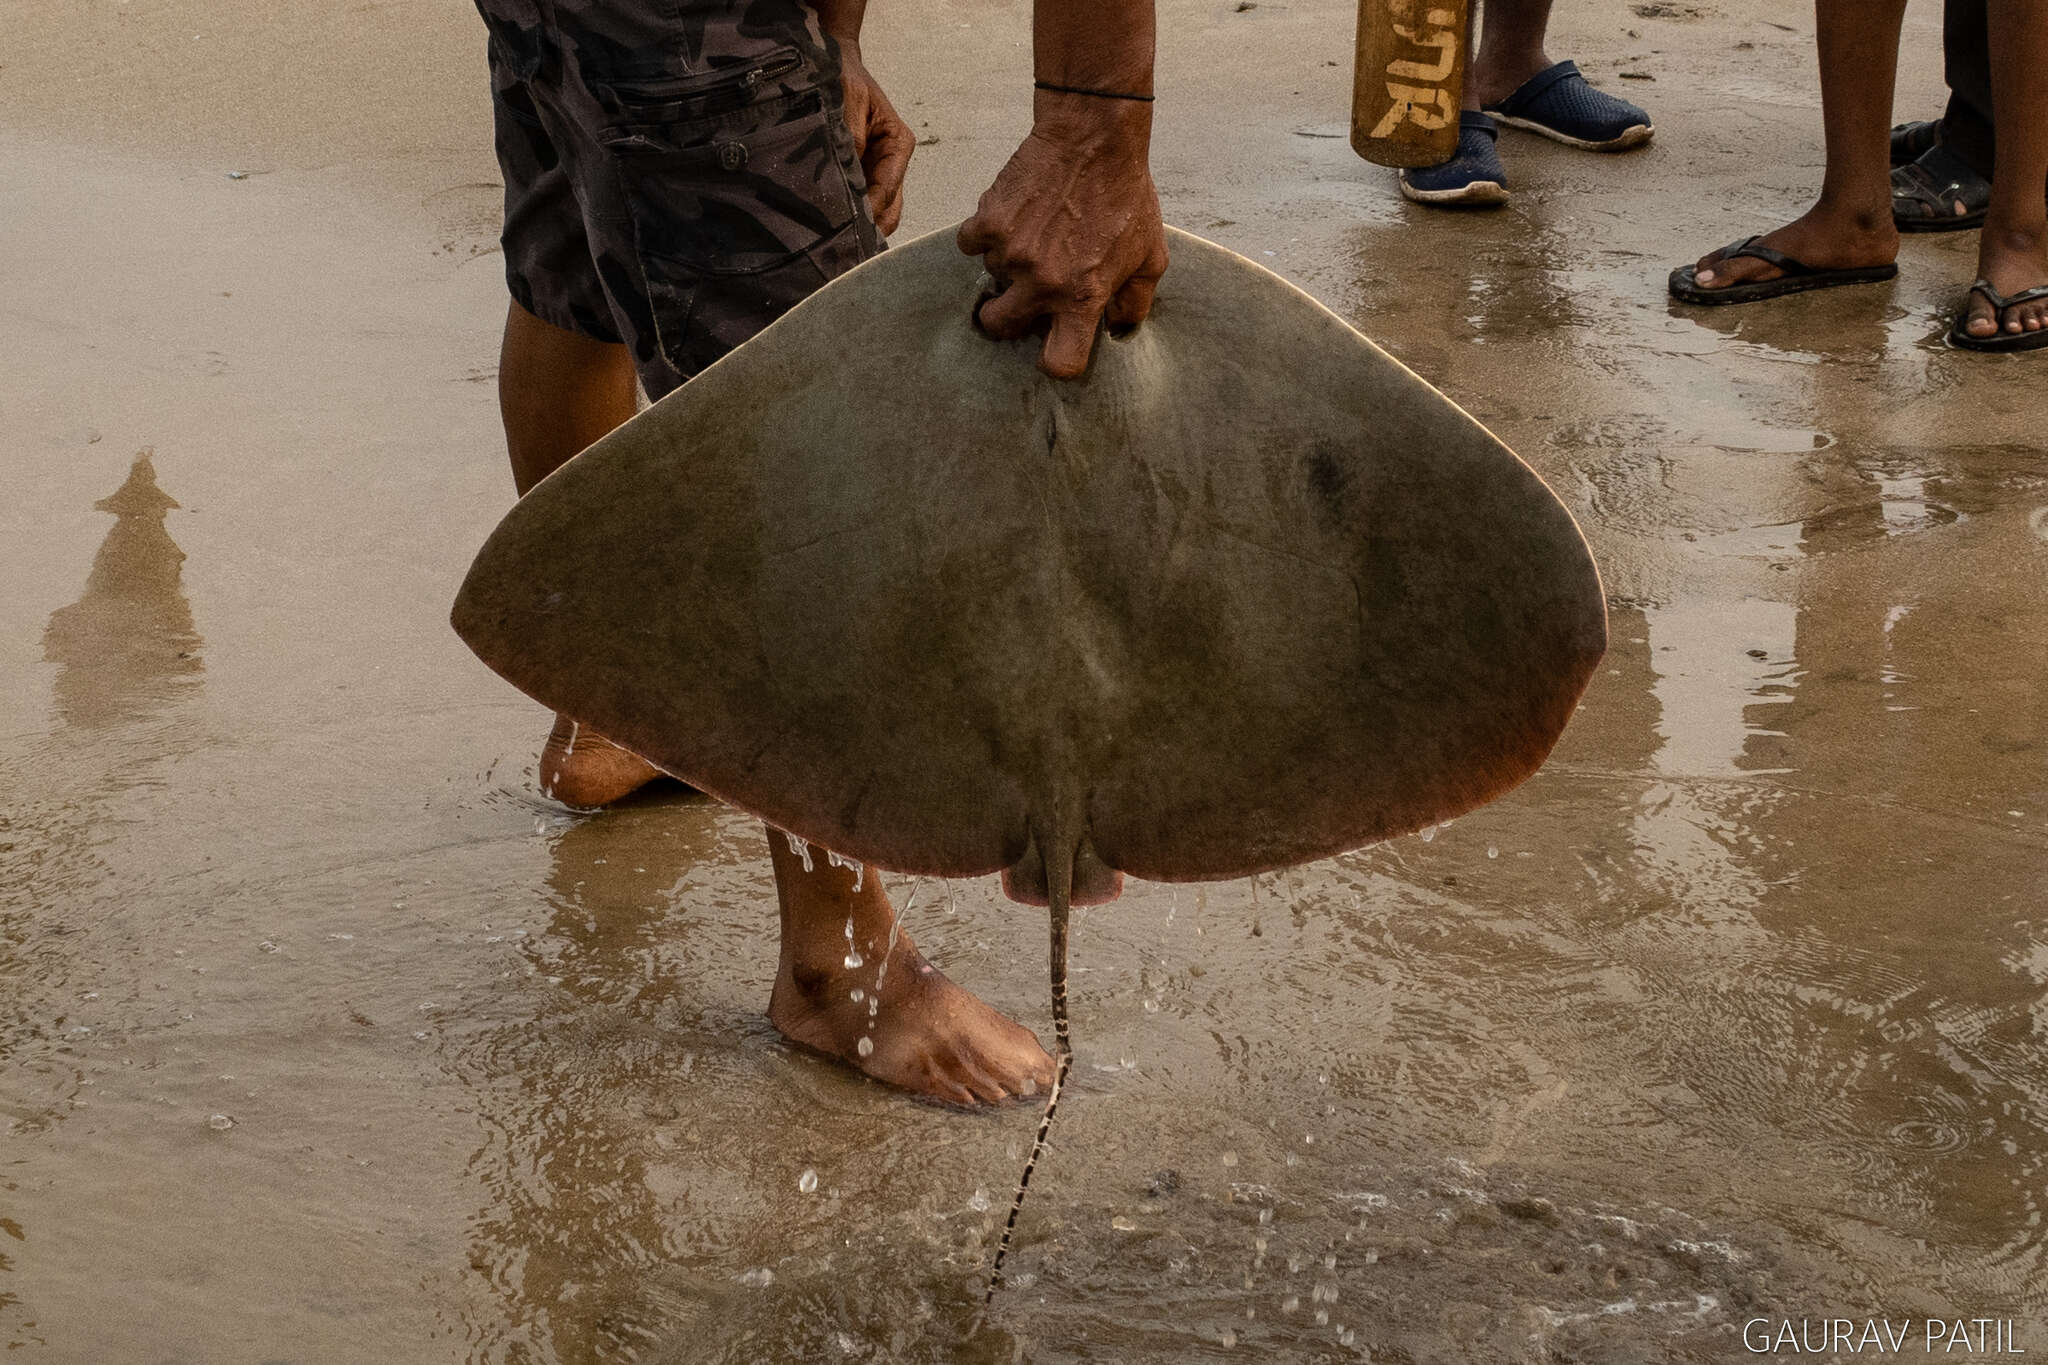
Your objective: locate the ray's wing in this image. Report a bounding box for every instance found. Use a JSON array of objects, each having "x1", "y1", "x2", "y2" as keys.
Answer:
[
  {"x1": 453, "y1": 227, "x2": 1606, "y2": 896},
  {"x1": 1062, "y1": 234, "x2": 1607, "y2": 879},
  {"x1": 452, "y1": 230, "x2": 1045, "y2": 879}
]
